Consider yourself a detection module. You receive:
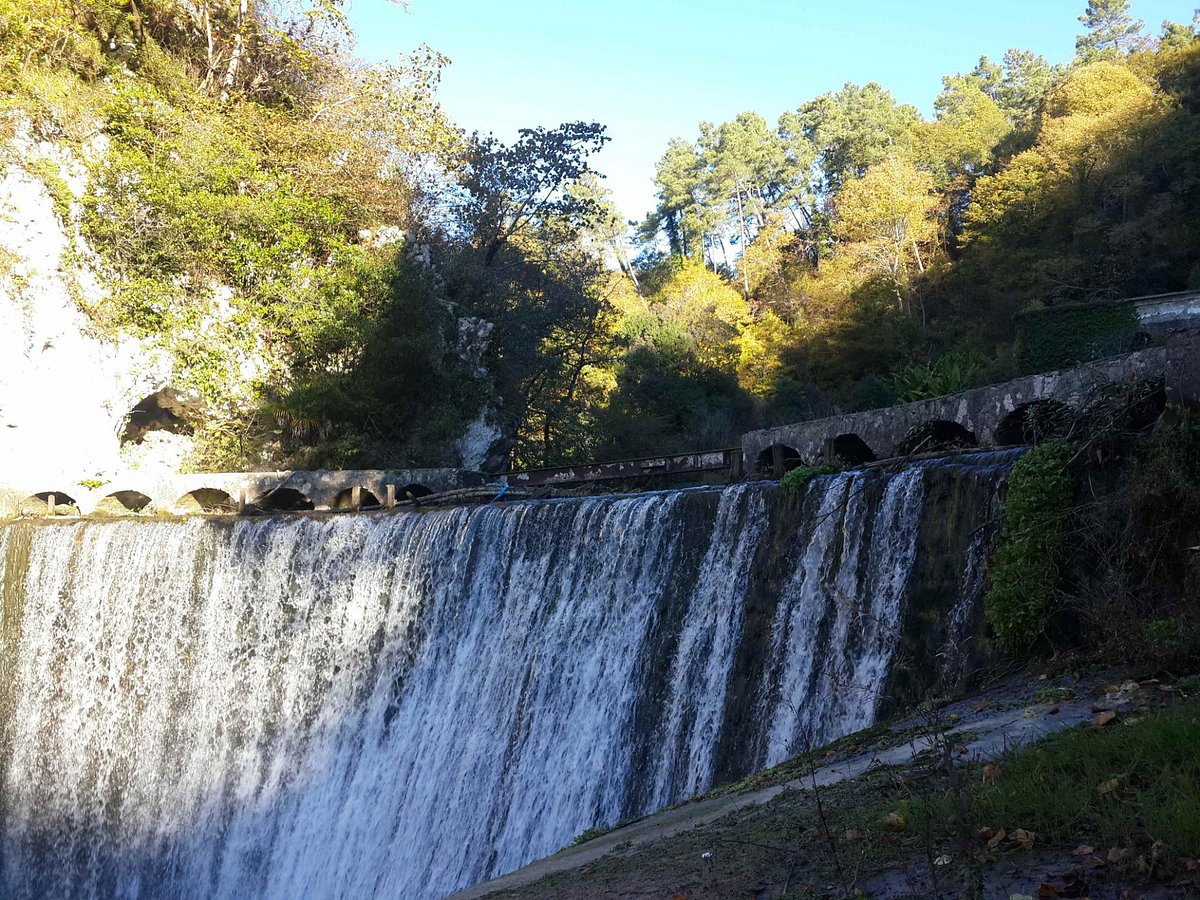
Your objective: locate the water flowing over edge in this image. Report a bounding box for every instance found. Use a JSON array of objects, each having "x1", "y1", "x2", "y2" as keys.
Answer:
[{"x1": 0, "y1": 454, "x2": 1015, "y2": 899}]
